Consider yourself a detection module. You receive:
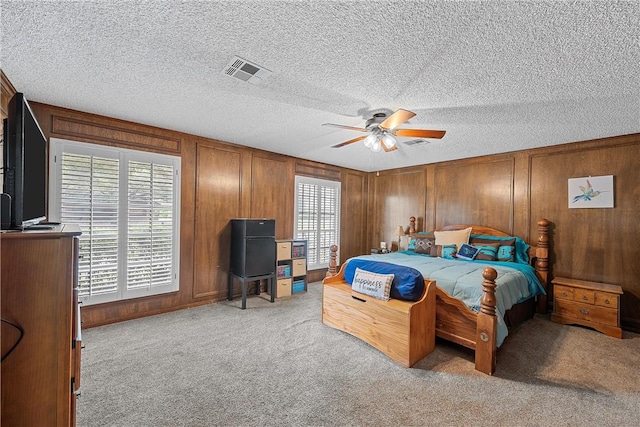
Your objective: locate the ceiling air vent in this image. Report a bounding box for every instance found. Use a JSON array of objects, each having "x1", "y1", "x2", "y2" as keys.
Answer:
[
  {"x1": 402, "y1": 139, "x2": 430, "y2": 147},
  {"x1": 222, "y1": 56, "x2": 272, "y2": 85}
]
